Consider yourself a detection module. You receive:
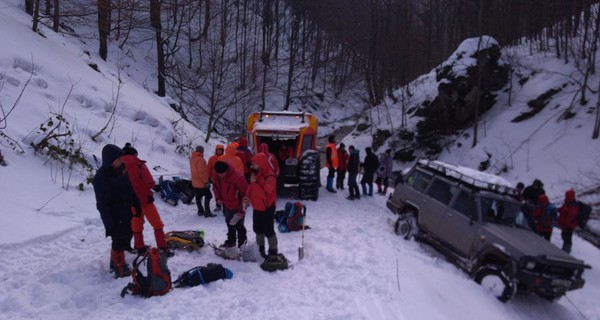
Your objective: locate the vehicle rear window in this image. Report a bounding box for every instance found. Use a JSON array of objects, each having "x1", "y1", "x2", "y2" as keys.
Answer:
[{"x1": 406, "y1": 169, "x2": 432, "y2": 193}]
